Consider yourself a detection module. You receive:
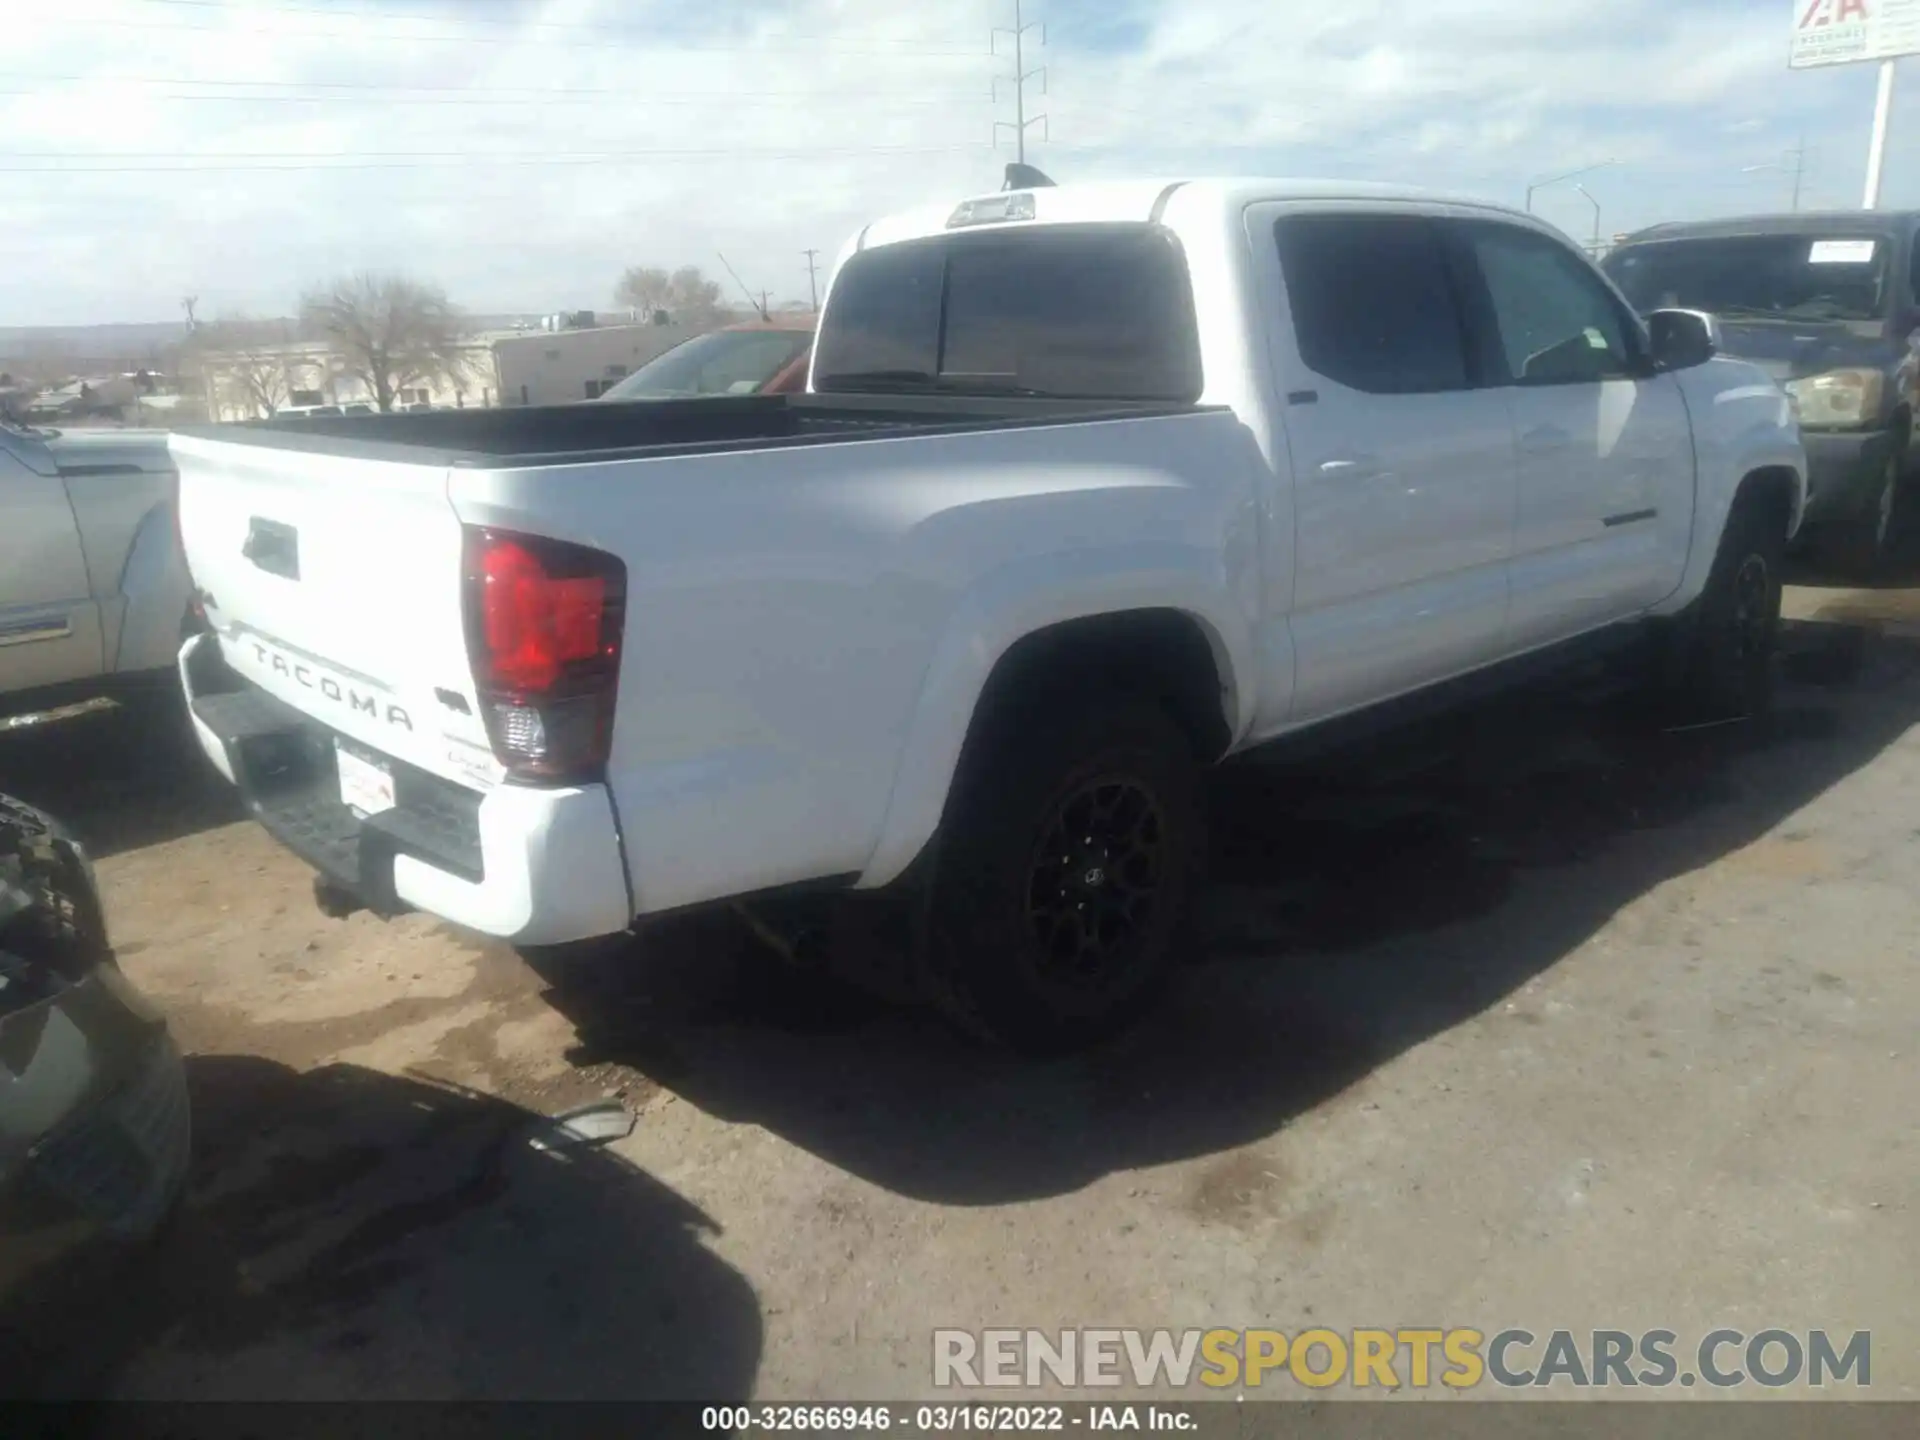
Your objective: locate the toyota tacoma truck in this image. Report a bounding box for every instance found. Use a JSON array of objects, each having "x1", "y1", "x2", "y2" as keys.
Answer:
[{"x1": 170, "y1": 175, "x2": 1805, "y2": 1050}]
